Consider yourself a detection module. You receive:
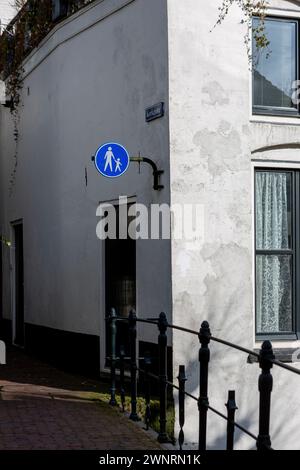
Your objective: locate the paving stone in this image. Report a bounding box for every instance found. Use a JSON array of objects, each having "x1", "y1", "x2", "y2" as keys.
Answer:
[{"x1": 0, "y1": 348, "x2": 161, "y2": 450}]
